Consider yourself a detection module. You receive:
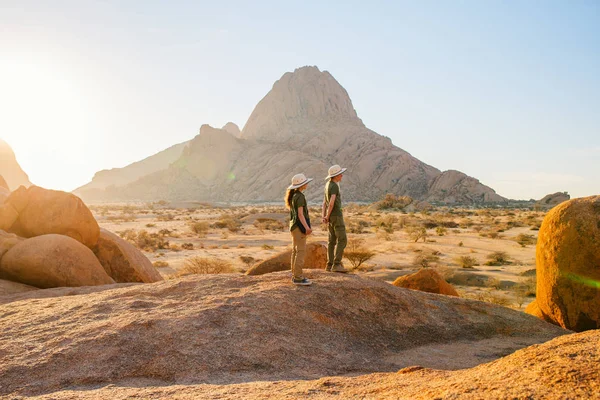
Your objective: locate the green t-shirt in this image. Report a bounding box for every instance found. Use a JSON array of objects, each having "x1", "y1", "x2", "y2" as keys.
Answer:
[
  {"x1": 289, "y1": 191, "x2": 310, "y2": 231},
  {"x1": 324, "y1": 181, "x2": 343, "y2": 217}
]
